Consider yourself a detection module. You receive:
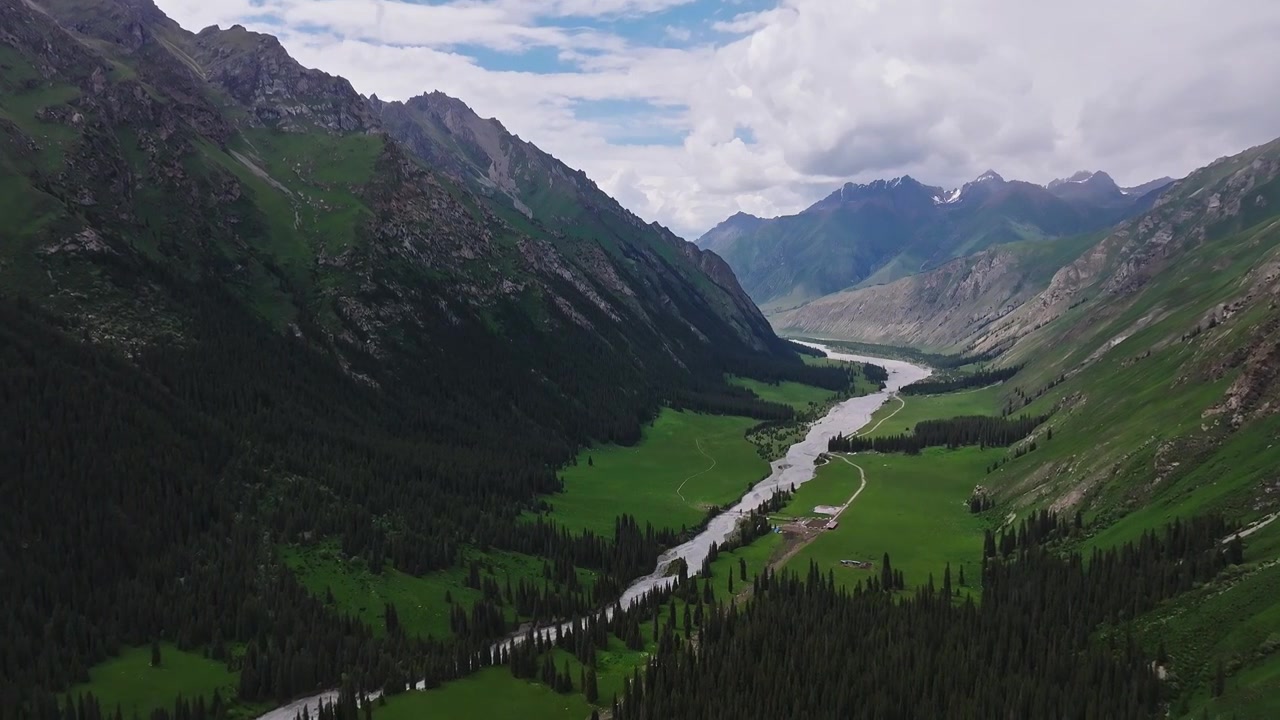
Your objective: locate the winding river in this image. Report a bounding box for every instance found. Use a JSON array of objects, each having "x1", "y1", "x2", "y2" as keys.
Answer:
[
  {"x1": 613, "y1": 342, "x2": 931, "y2": 607},
  {"x1": 256, "y1": 344, "x2": 930, "y2": 720}
]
